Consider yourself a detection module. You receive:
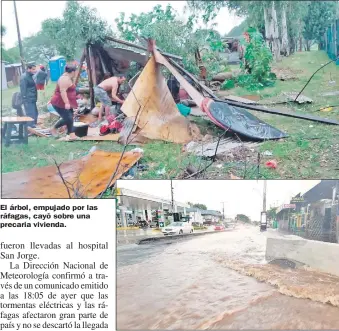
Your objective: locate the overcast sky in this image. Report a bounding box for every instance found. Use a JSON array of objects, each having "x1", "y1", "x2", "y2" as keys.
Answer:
[
  {"x1": 1, "y1": 1, "x2": 243, "y2": 49},
  {"x1": 117, "y1": 180, "x2": 320, "y2": 221}
]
